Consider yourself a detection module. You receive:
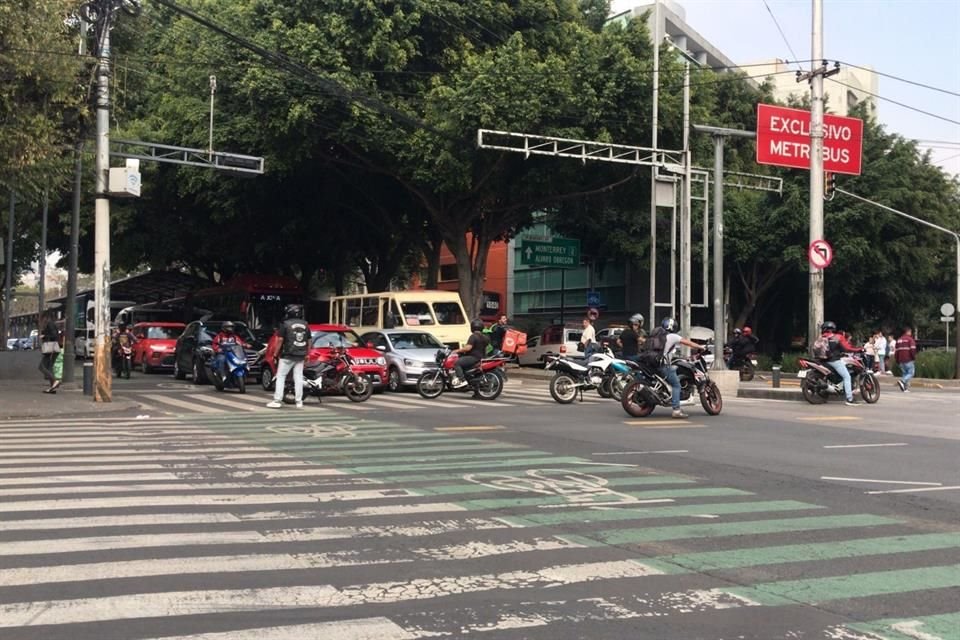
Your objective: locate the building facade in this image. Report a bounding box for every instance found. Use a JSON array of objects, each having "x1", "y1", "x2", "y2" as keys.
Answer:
[{"x1": 749, "y1": 58, "x2": 878, "y2": 116}]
